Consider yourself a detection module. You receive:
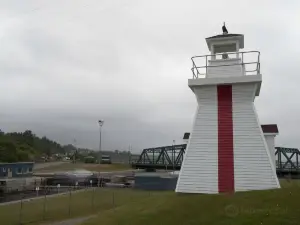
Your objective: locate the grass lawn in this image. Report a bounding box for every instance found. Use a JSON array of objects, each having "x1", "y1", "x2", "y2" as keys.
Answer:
[
  {"x1": 1, "y1": 179, "x2": 300, "y2": 225},
  {"x1": 0, "y1": 188, "x2": 152, "y2": 225},
  {"x1": 34, "y1": 162, "x2": 131, "y2": 173},
  {"x1": 83, "y1": 179, "x2": 300, "y2": 225}
]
